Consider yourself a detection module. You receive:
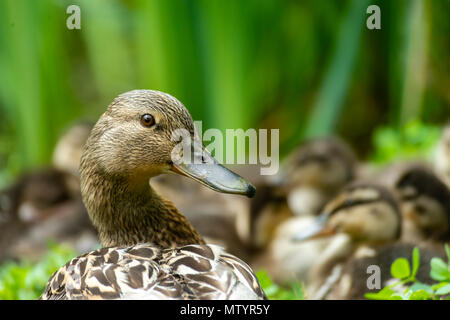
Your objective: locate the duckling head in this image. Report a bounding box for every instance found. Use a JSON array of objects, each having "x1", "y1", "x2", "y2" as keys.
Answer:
[
  {"x1": 395, "y1": 167, "x2": 450, "y2": 242},
  {"x1": 292, "y1": 183, "x2": 401, "y2": 244},
  {"x1": 274, "y1": 137, "x2": 357, "y2": 216},
  {"x1": 52, "y1": 121, "x2": 93, "y2": 176},
  {"x1": 9, "y1": 169, "x2": 76, "y2": 223},
  {"x1": 279, "y1": 137, "x2": 356, "y2": 192},
  {"x1": 81, "y1": 90, "x2": 255, "y2": 197}
]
